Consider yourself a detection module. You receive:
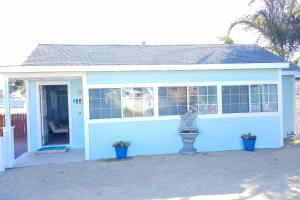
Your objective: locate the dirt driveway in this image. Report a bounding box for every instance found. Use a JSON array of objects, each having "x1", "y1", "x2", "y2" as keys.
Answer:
[{"x1": 1, "y1": 141, "x2": 300, "y2": 200}]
